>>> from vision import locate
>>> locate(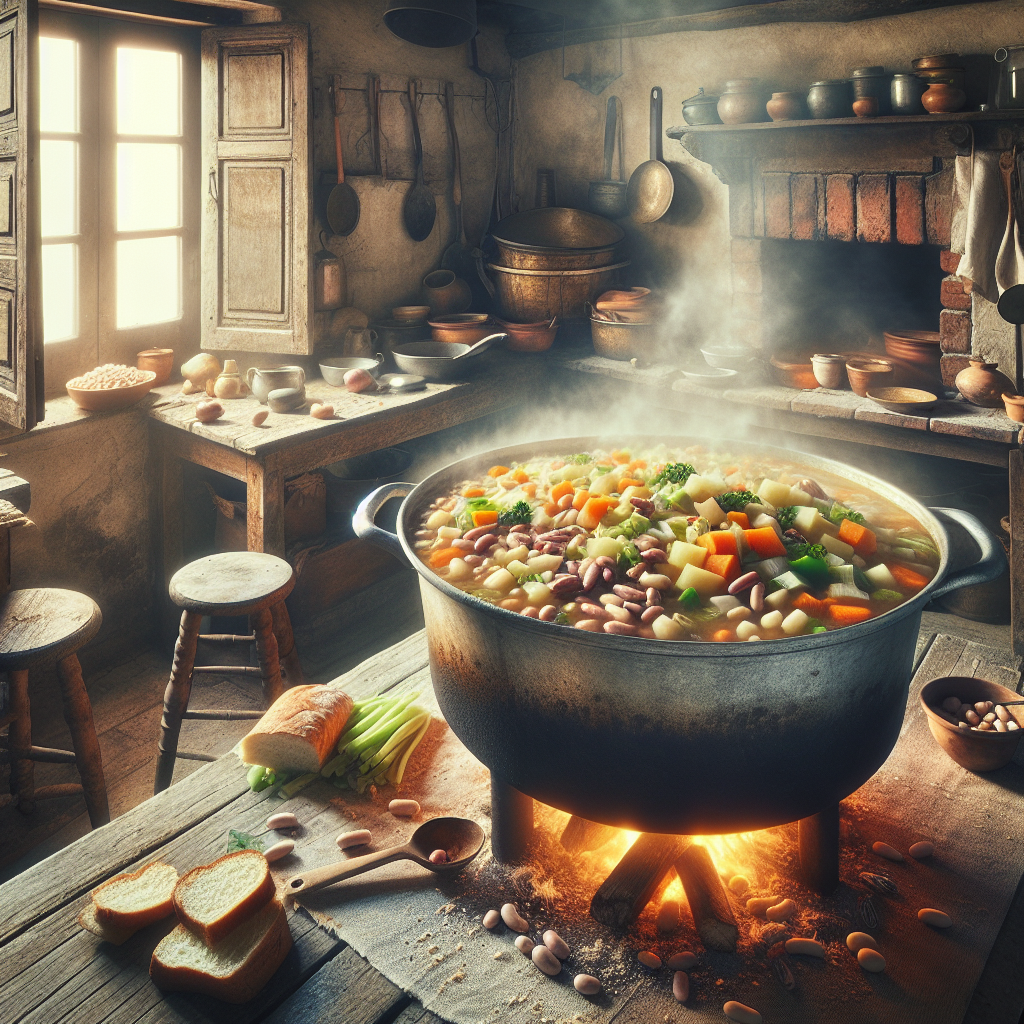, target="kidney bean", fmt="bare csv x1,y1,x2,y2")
501,903,529,932
264,839,295,862
575,619,602,632
626,563,647,580
428,849,449,864
728,571,760,595
552,509,578,527
483,909,501,929
974,700,994,715
613,584,646,602
537,530,572,542
909,840,934,858
532,945,561,976
514,935,534,955
581,563,601,591
624,601,644,615
634,535,660,550
872,841,903,862
672,971,689,1003
630,497,655,514
556,493,573,511
521,606,539,618
724,1002,763,1024
799,477,827,499
604,621,639,635
766,899,797,922
996,705,1012,722
574,974,602,995
749,583,765,613
463,554,483,567
600,593,624,606
267,812,299,830
846,932,878,953
918,908,952,928
641,548,668,564
414,529,432,539
605,604,635,623
473,533,497,553
667,951,698,970
786,937,825,957
337,829,371,850
389,798,420,816
602,567,615,582
595,555,617,569
641,605,663,623
451,539,475,551
539,604,558,621
551,575,582,598
463,524,496,542
637,951,661,969
579,601,609,618
646,587,662,606
543,929,570,959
